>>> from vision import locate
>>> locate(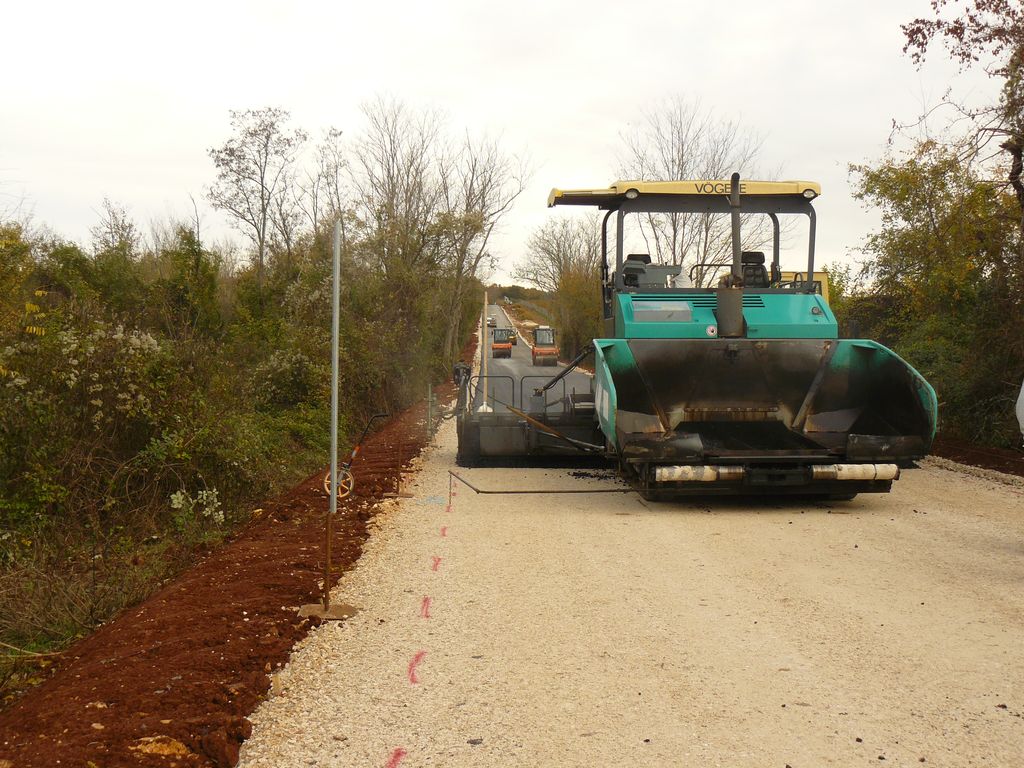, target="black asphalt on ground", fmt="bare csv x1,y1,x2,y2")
473,304,591,413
